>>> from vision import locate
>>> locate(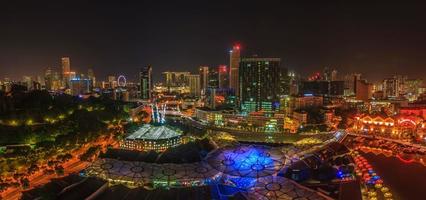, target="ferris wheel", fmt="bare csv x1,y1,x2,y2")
117,75,126,87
